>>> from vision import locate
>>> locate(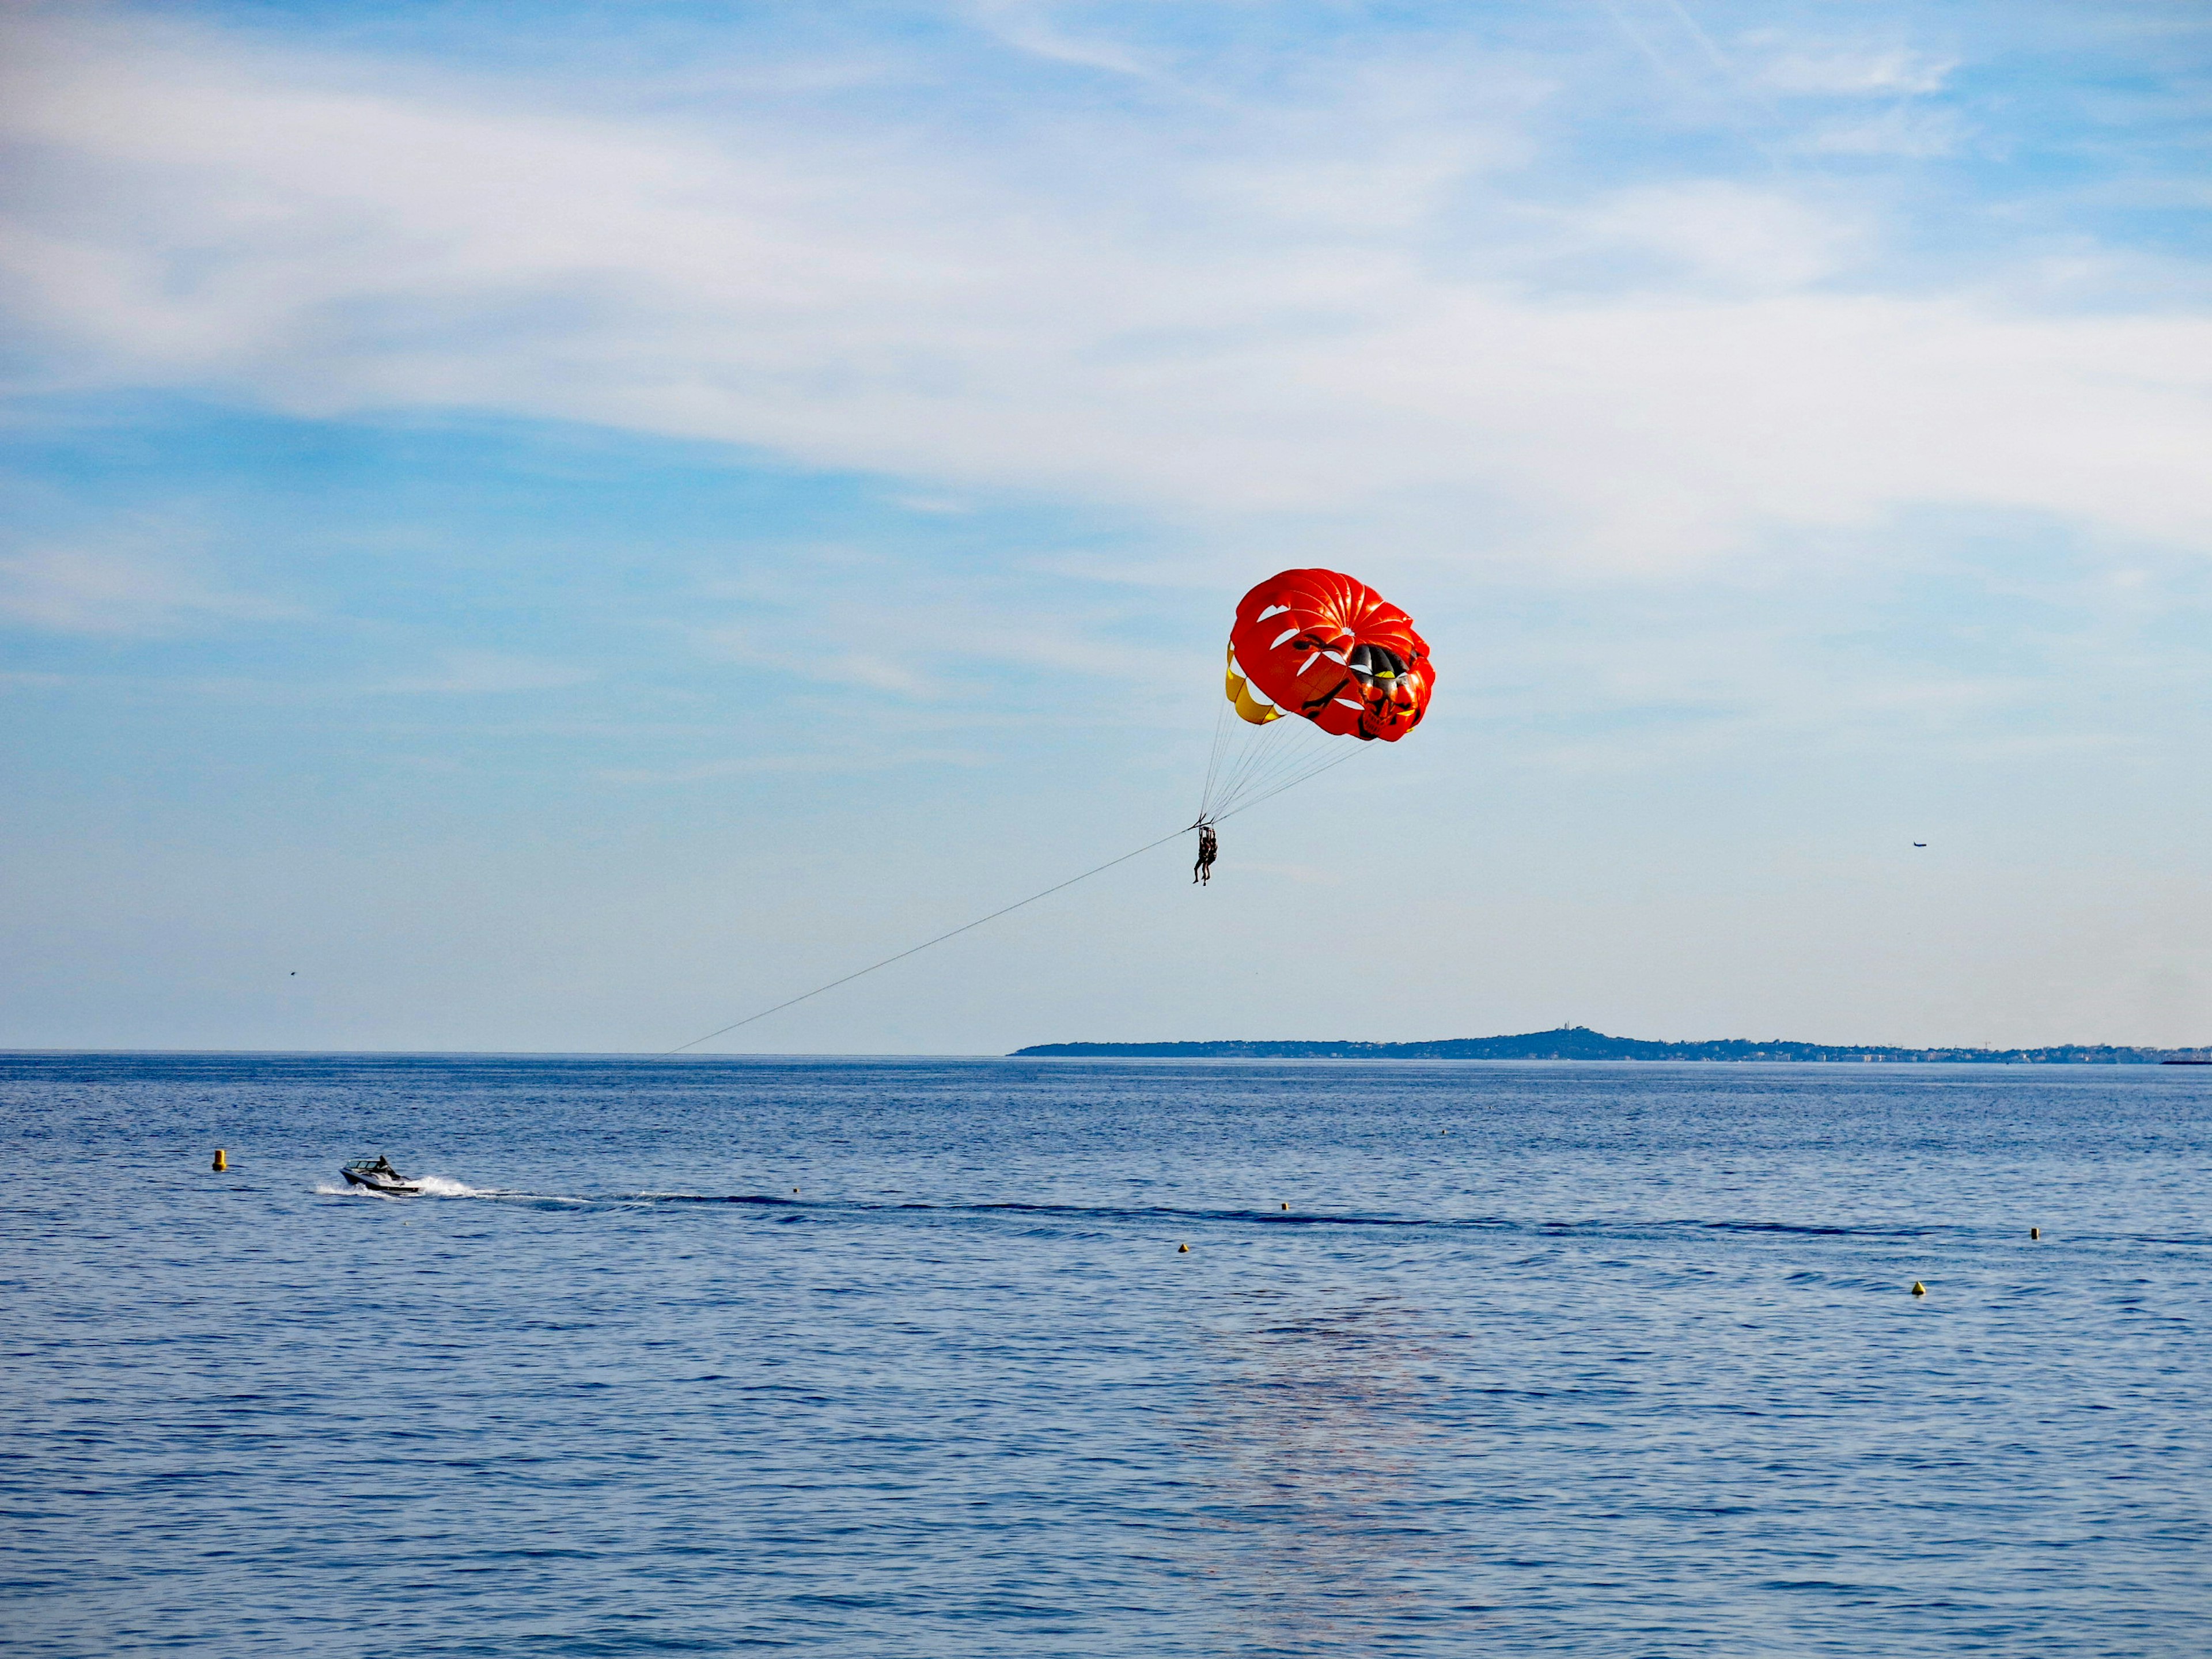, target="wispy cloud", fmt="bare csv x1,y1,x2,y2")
696,626,940,698
688,587,1188,707
1799,106,1967,158
0,543,293,636
965,0,1162,79
1571,181,1864,289
371,650,594,695
597,748,991,785
1755,44,1957,99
